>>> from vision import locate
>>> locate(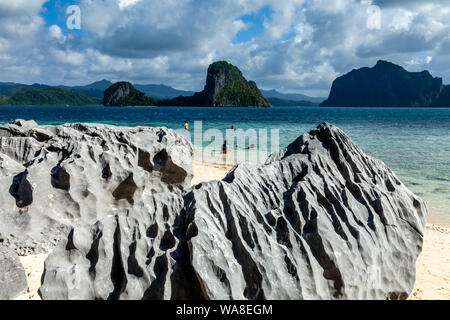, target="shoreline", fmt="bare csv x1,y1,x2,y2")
426,210,450,228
